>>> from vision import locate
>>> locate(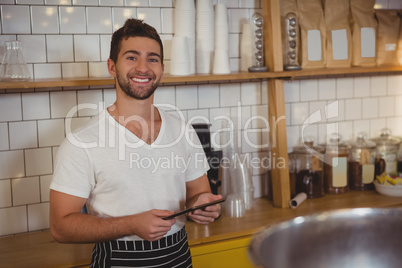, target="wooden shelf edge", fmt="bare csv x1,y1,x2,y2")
1,67,402,90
